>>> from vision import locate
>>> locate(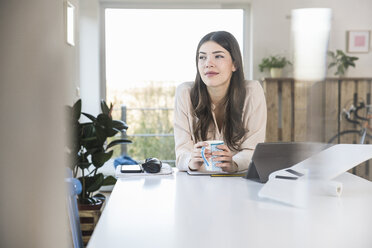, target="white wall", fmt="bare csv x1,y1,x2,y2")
0,0,75,247
80,0,372,111
252,0,372,79
68,0,81,103
80,0,102,116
